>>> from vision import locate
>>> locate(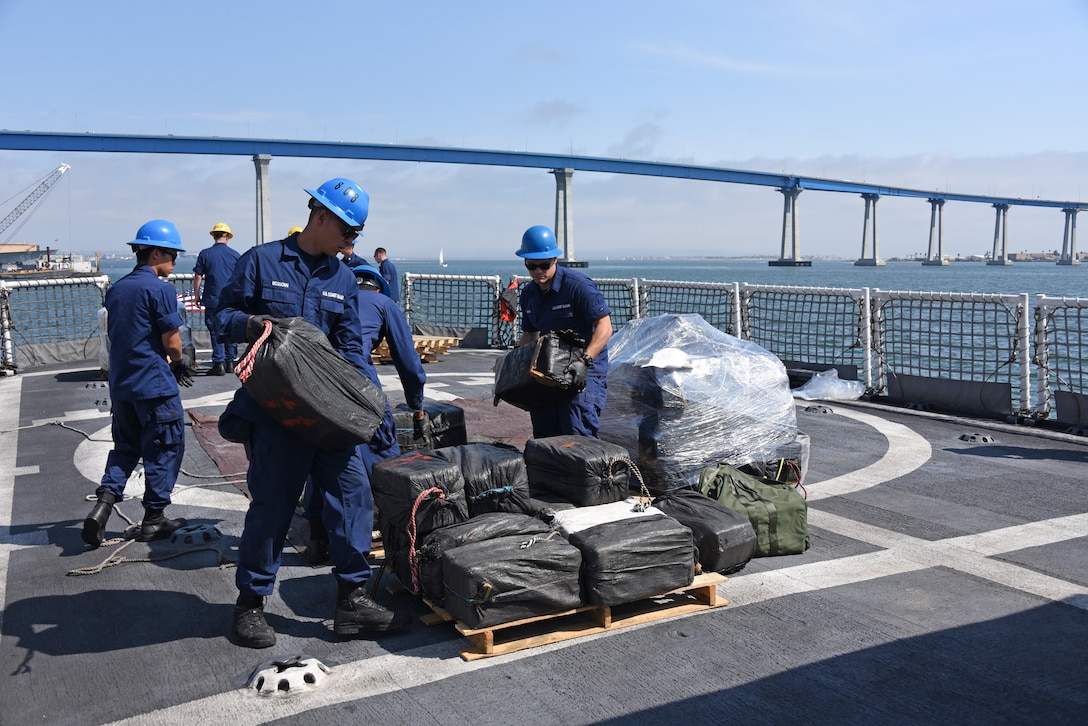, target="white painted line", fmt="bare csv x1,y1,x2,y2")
14,465,39,476
807,406,932,500
0,375,24,634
